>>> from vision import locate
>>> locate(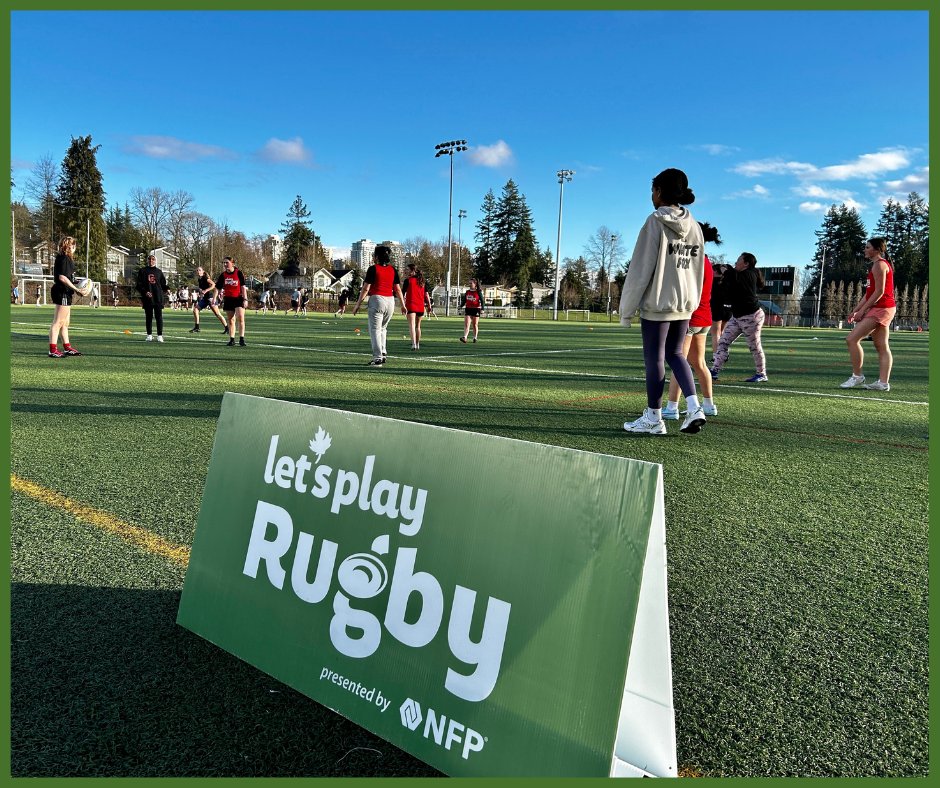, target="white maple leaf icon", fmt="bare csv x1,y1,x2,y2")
309,427,332,463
